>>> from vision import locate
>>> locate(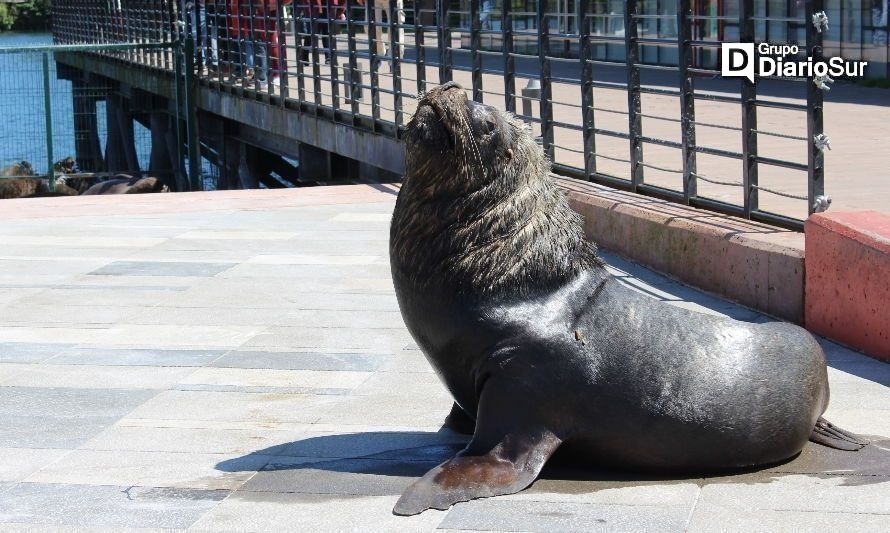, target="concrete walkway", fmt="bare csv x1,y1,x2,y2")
0,185,887,531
